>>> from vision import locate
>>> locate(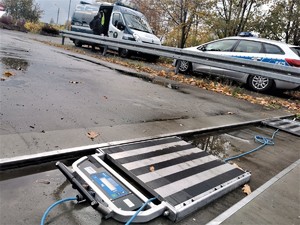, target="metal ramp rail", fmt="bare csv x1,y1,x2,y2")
65,136,250,223
263,118,300,136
